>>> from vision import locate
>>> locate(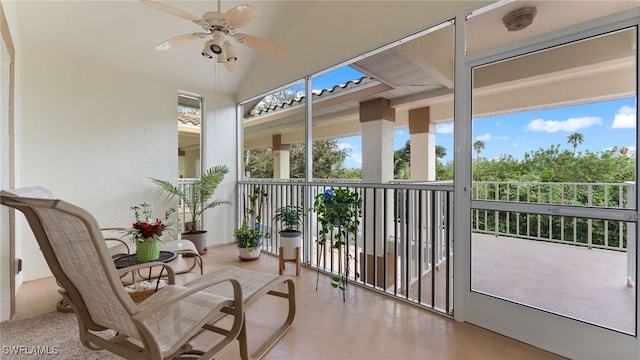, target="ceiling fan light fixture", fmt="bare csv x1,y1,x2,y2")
202,40,215,58
142,1,286,69
217,45,228,63
224,41,238,62
210,30,225,54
